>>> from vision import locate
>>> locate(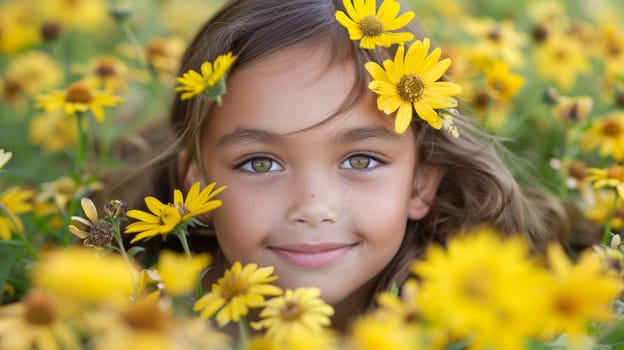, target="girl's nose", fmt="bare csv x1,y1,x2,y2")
285,178,339,228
